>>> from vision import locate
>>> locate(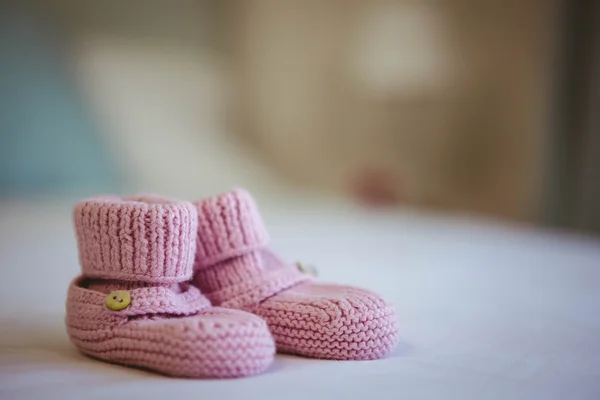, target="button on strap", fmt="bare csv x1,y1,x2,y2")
113,284,211,316
105,291,131,311
69,279,211,317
